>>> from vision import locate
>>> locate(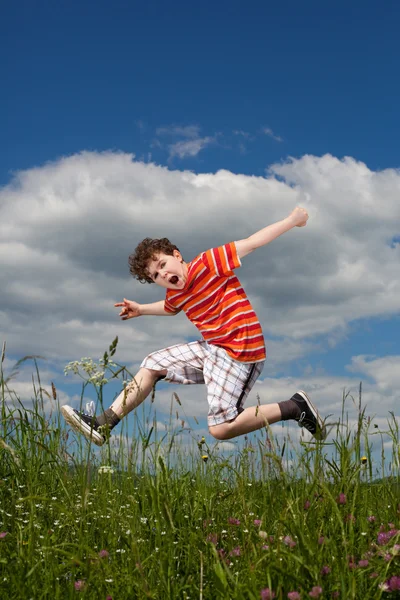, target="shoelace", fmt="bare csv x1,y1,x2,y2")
85,401,95,417
298,411,316,432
